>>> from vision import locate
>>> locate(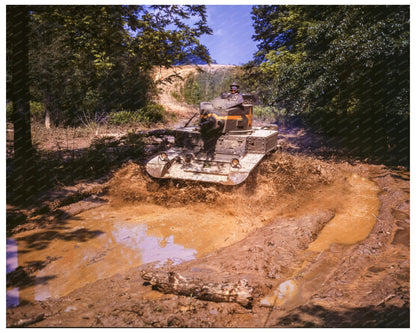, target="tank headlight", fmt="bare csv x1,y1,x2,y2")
231,158,241,168
159,152,169,162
